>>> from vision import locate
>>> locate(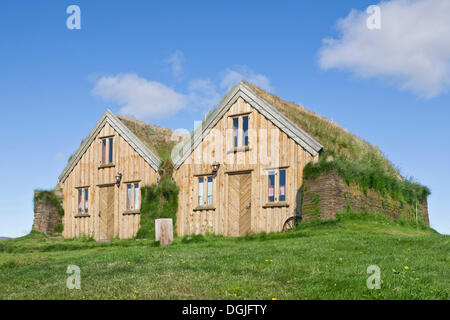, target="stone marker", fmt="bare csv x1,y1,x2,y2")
155,218,173,246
